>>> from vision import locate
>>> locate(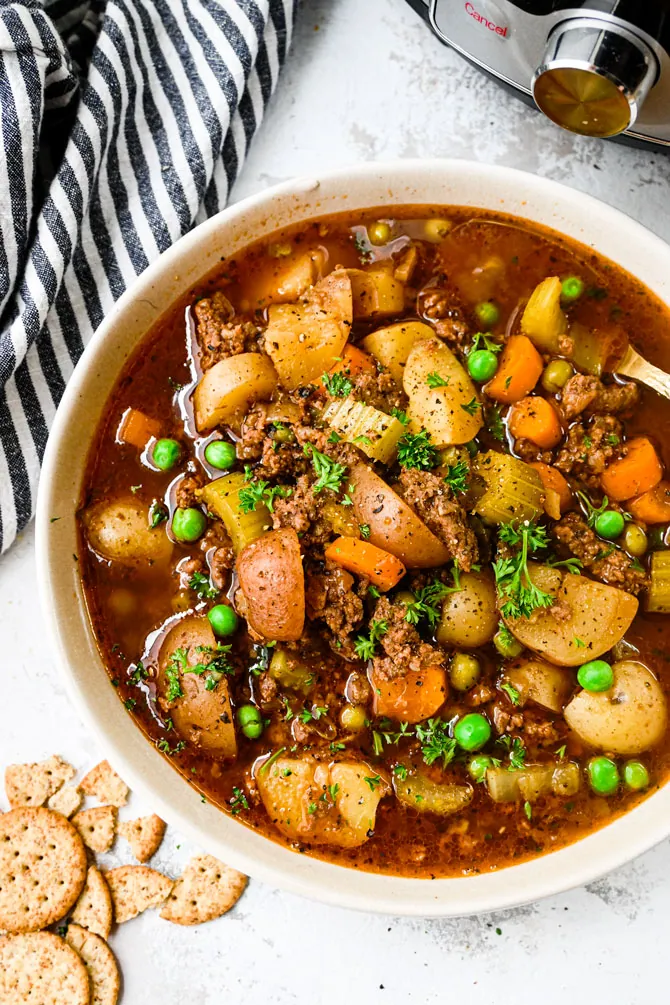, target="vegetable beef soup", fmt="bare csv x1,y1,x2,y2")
78,208,670,878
